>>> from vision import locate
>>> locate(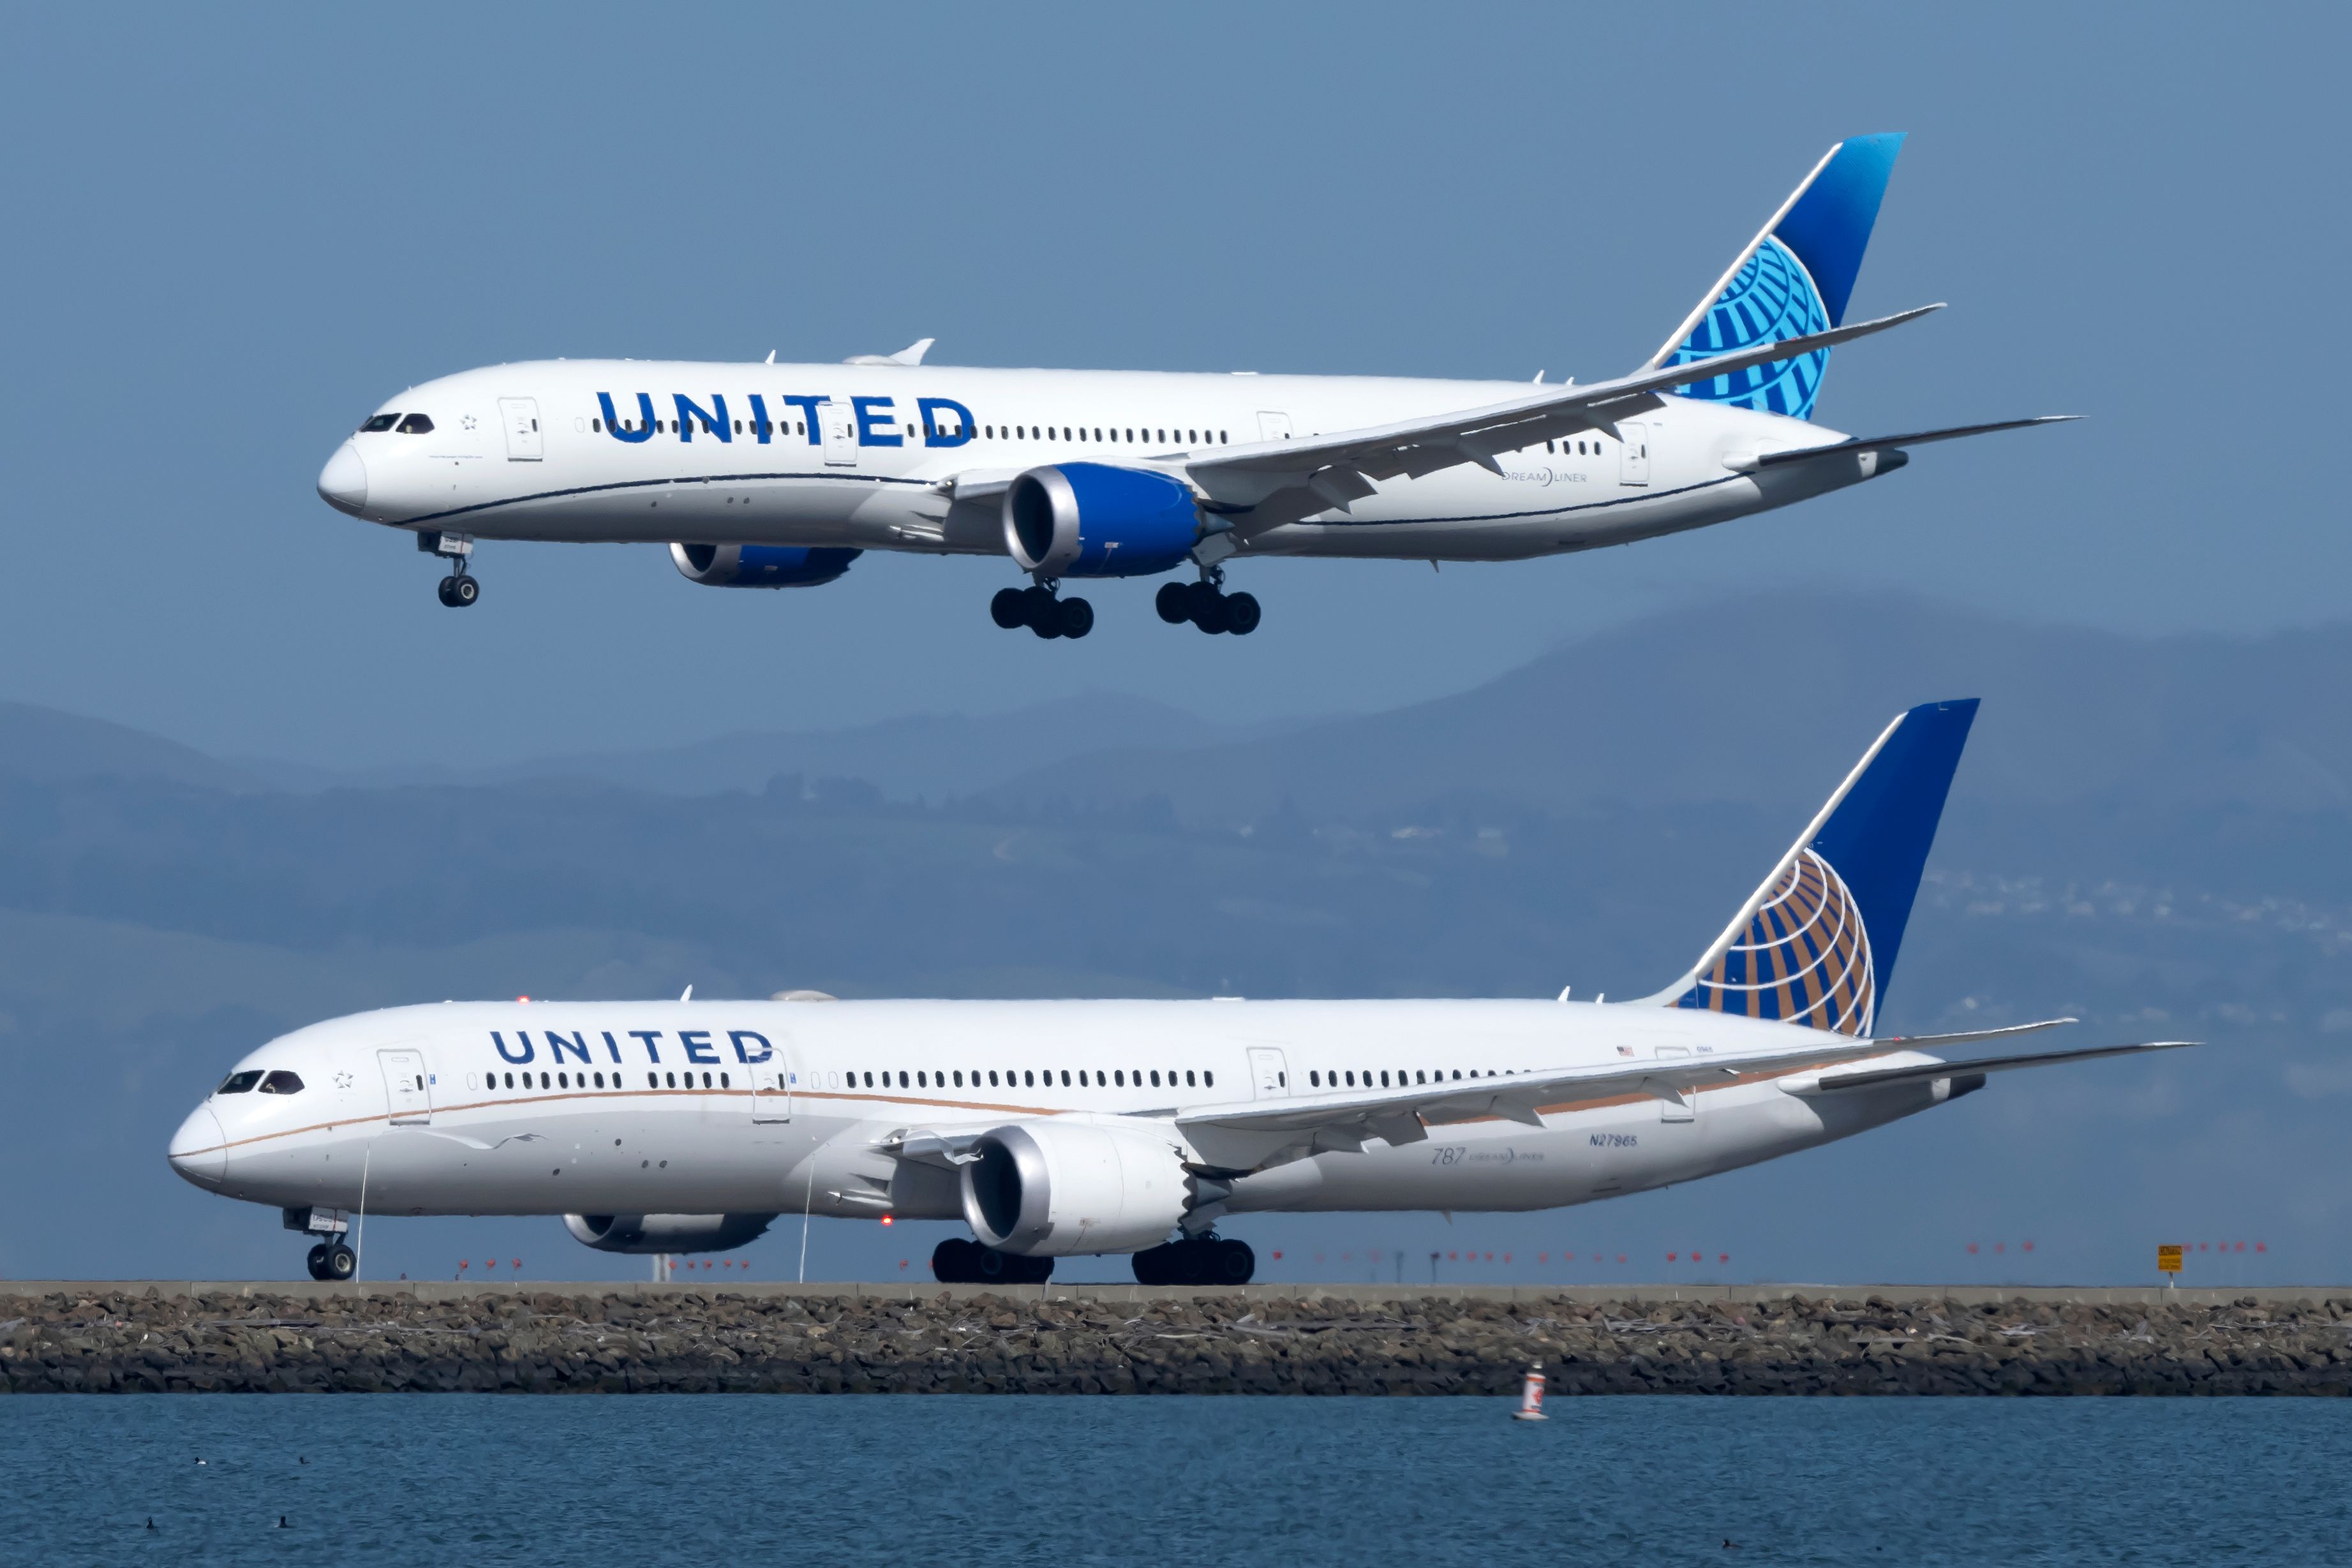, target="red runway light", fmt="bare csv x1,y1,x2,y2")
1667,1252,1678,1262
2023,1241,2035,1253
1616,1254,1626,1264
2258,1242,2268,1253
1967,1243,1979,1255
1271,1250,1283,1261
511,1259,520,1269
1718,1254,1729,1264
